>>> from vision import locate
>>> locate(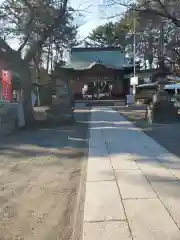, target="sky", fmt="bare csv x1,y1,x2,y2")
0,0,125,49
70,0,124,38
